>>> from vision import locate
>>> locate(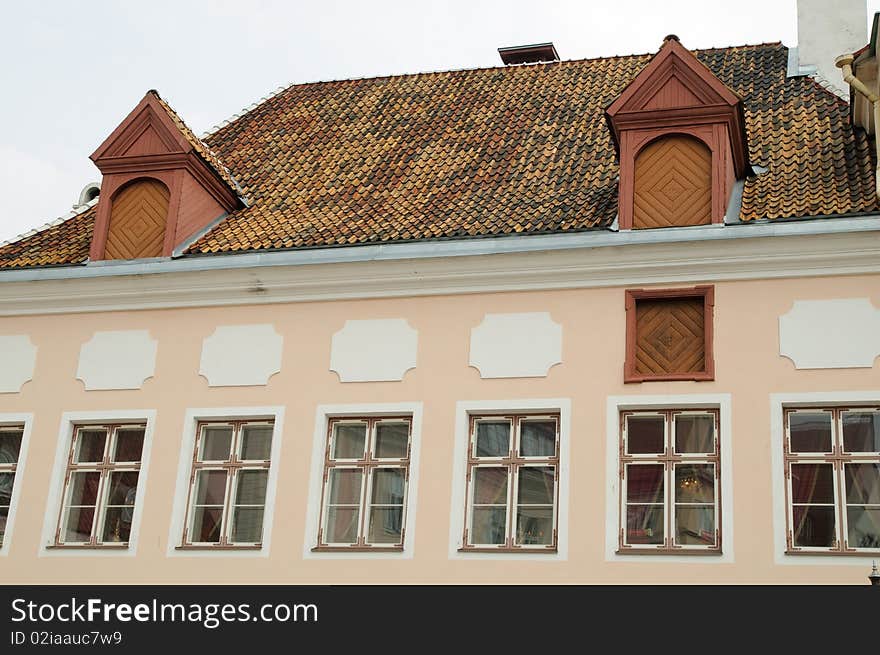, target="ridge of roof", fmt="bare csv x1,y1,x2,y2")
203,41,786,140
